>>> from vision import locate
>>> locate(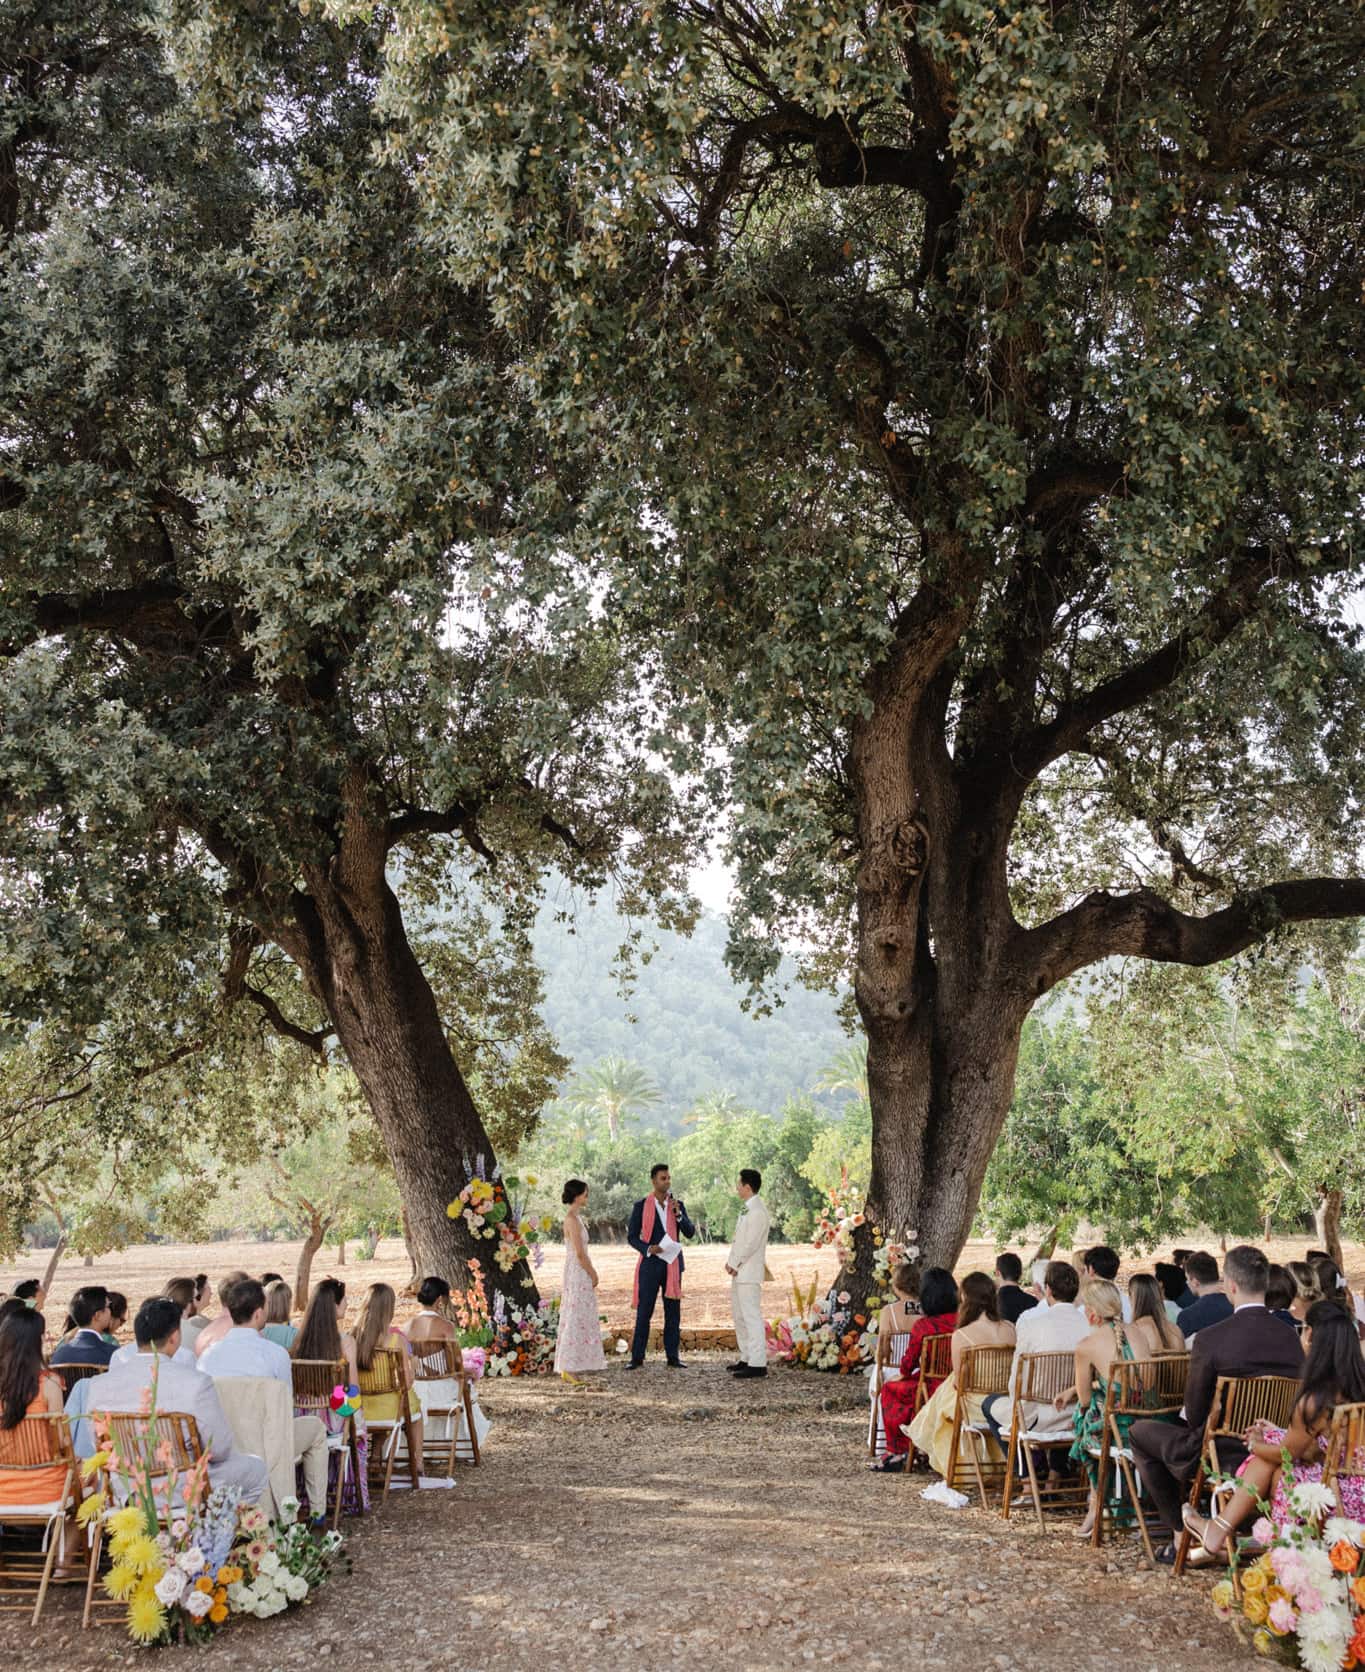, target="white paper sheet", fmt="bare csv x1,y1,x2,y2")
656,1234,683,1265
